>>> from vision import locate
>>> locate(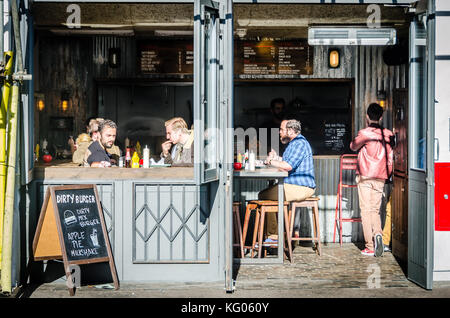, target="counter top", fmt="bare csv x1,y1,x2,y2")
233,167,288,178
33,160,194,180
